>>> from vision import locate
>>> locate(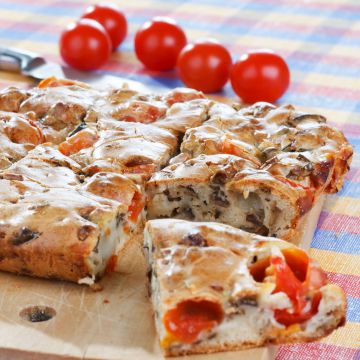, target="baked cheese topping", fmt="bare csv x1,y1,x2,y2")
181,102,352,196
